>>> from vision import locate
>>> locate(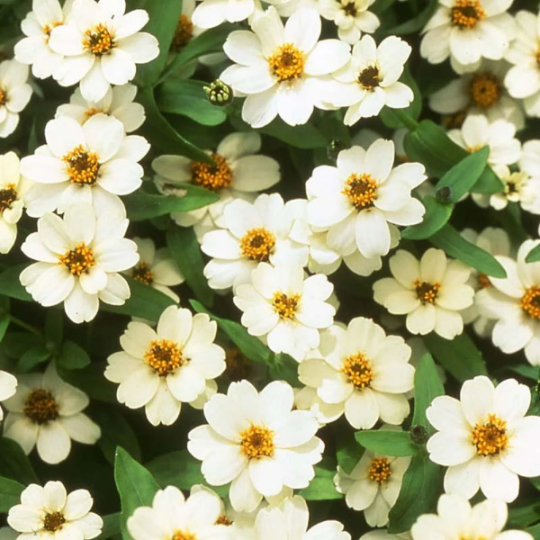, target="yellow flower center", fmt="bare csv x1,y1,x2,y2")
216,515,234,526
341,0,358,16
83,108,105,121
469,72,502,110
477,273,491,289
191,153,233,192
240,228,276,262
358,65,380,90
368,457,392,483
521,286,540,320
503,172,526,198
172,14,194,51
268,43,306,83
0,184,17,214
59,243,96,276
144,339,184,377
239,424,275,459
343,173,378,209
43,512,66,532
272,292,300,320
43,20,62,43
63,145,100,185
342,353,373,389
132,262,154,285
414,280,440,304
83,23,116,56
472,413,508,456
451,0,486,29
172,532,196,540
0,88,6,106
24,389,59,425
